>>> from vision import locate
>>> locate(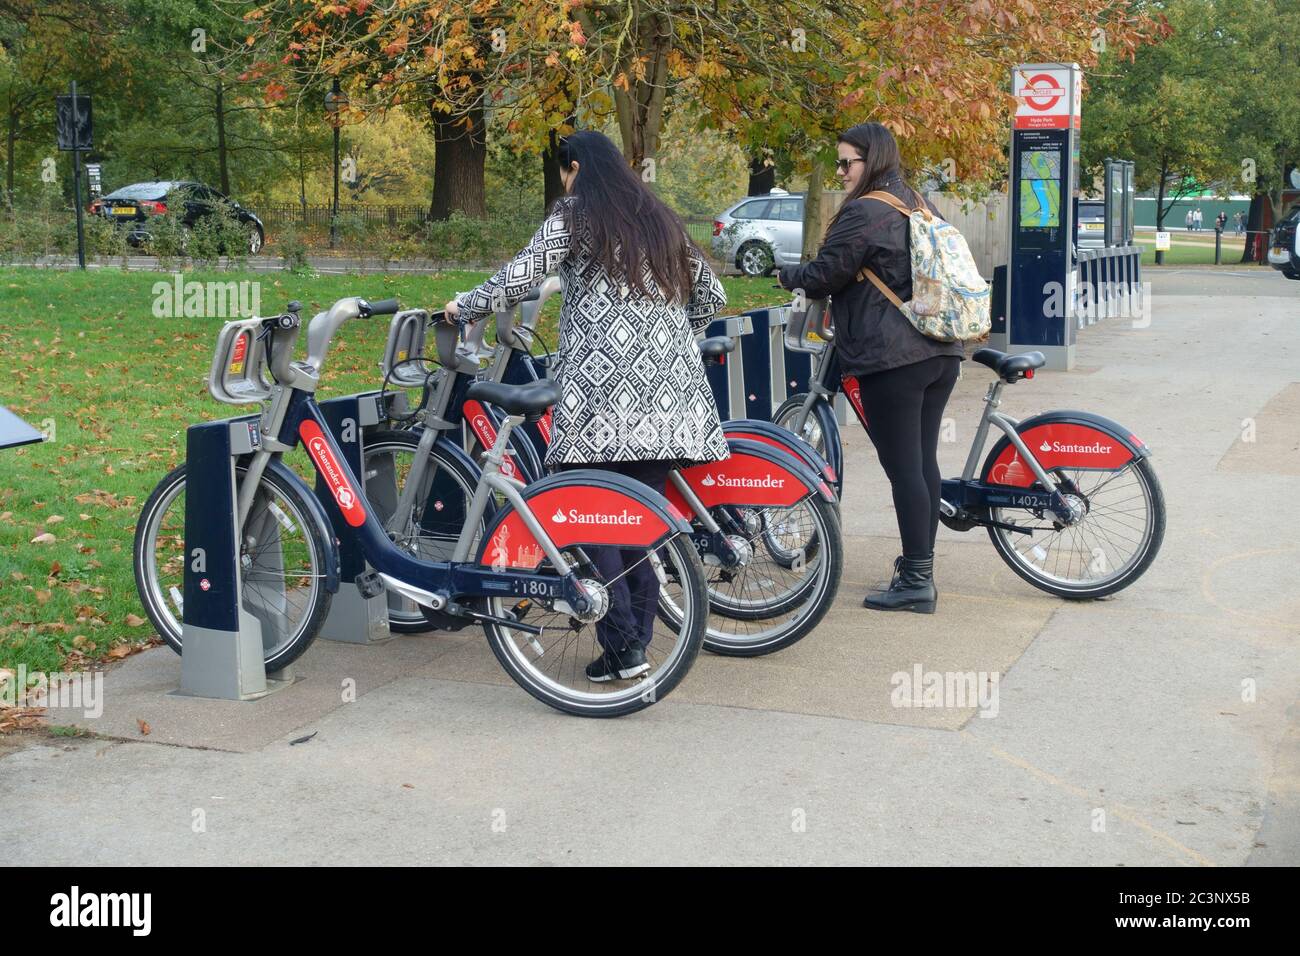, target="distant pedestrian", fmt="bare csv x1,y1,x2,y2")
1236,212,1245,235
1216,211,1227,231
1185,209,1193,231
1194,208,1203,231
